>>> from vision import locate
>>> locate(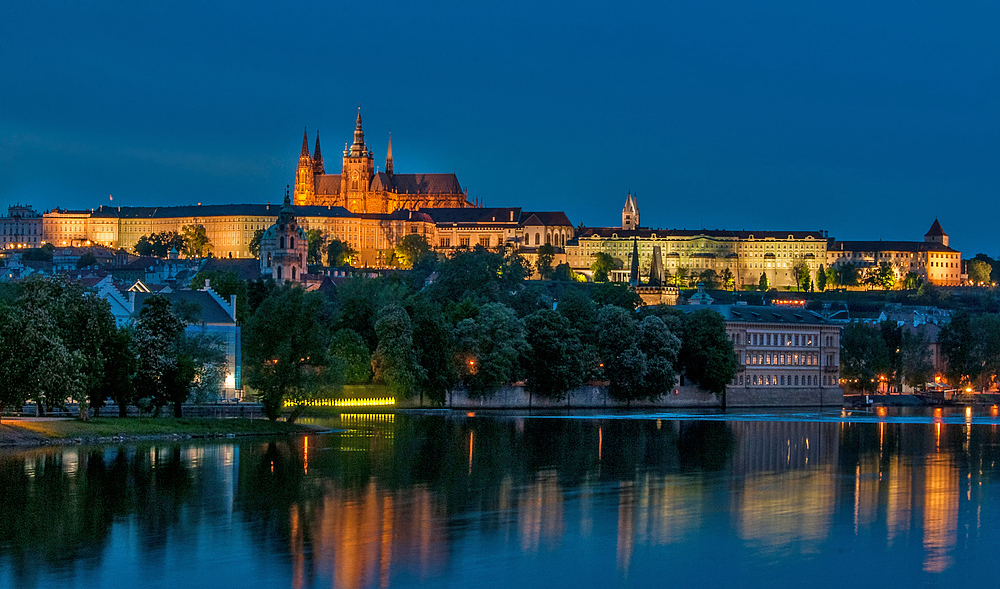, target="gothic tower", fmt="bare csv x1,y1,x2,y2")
385,132,394,176
341,107,375,212
313,131,325,175
622,192,640,230
293,127,315,206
